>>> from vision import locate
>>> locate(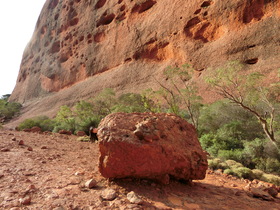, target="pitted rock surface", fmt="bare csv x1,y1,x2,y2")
97,112,208,181
8,0,280,128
